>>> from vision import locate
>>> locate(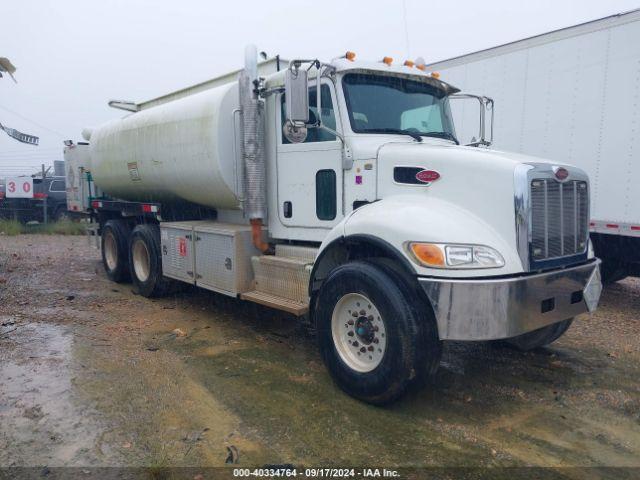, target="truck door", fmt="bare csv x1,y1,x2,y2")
276,82,343,229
